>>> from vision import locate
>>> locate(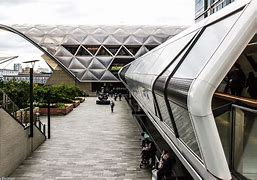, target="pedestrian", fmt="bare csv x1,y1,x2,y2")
118,93,122,101
156,151,175,180
114,93,118,101
229,63,245,96
110,100,115,112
